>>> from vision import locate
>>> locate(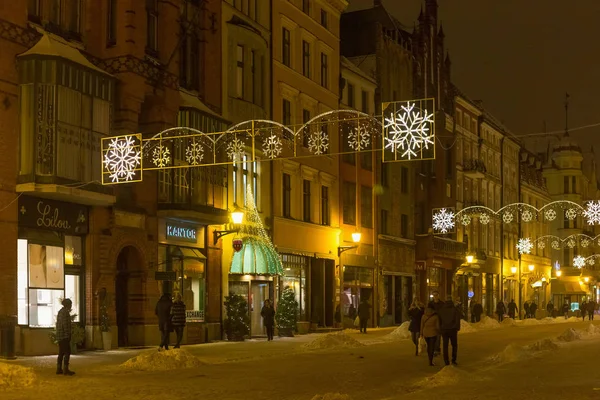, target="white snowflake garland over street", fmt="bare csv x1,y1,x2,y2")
348,124,370,151
308,131,329,155
384,101,434,160
262,135,283,159
551,240,560,250
567,238,576,248
432,208,455,234
589,258,596,267
583,201,600,225
521,210,533,222
565,208,578,220
581,238,590,248
479,213,491,225
103,136,141,182
185,142,204,165
516,238,533,255
544,209,557,221
573,255,586,269
502,212,513,224
537,240,546,250
152,145,171,168
460,214,471,226
226,138,245,162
